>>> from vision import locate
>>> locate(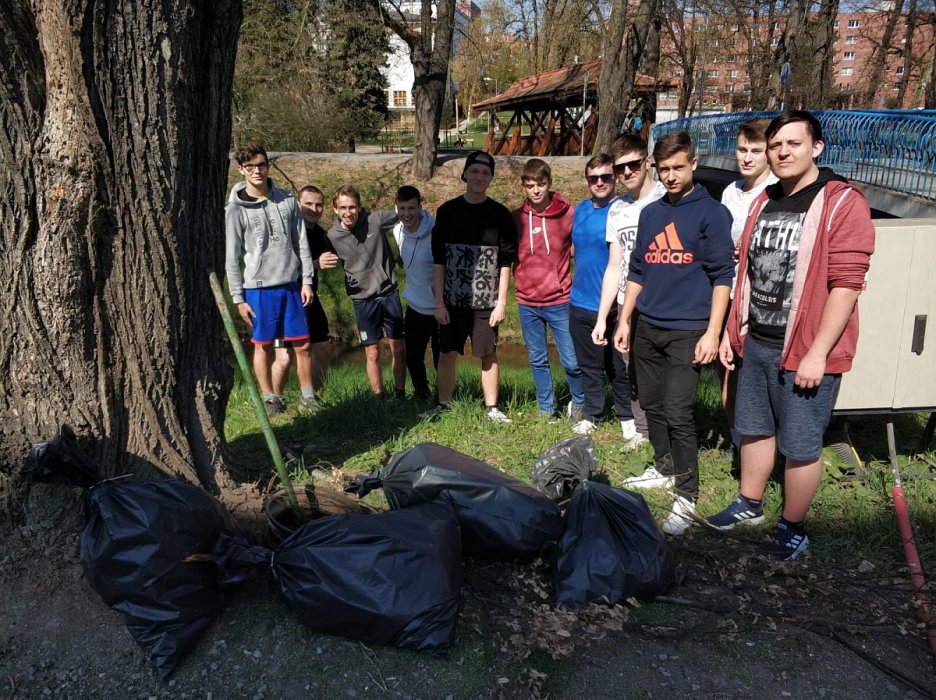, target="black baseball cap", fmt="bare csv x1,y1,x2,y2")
461,151,495,181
